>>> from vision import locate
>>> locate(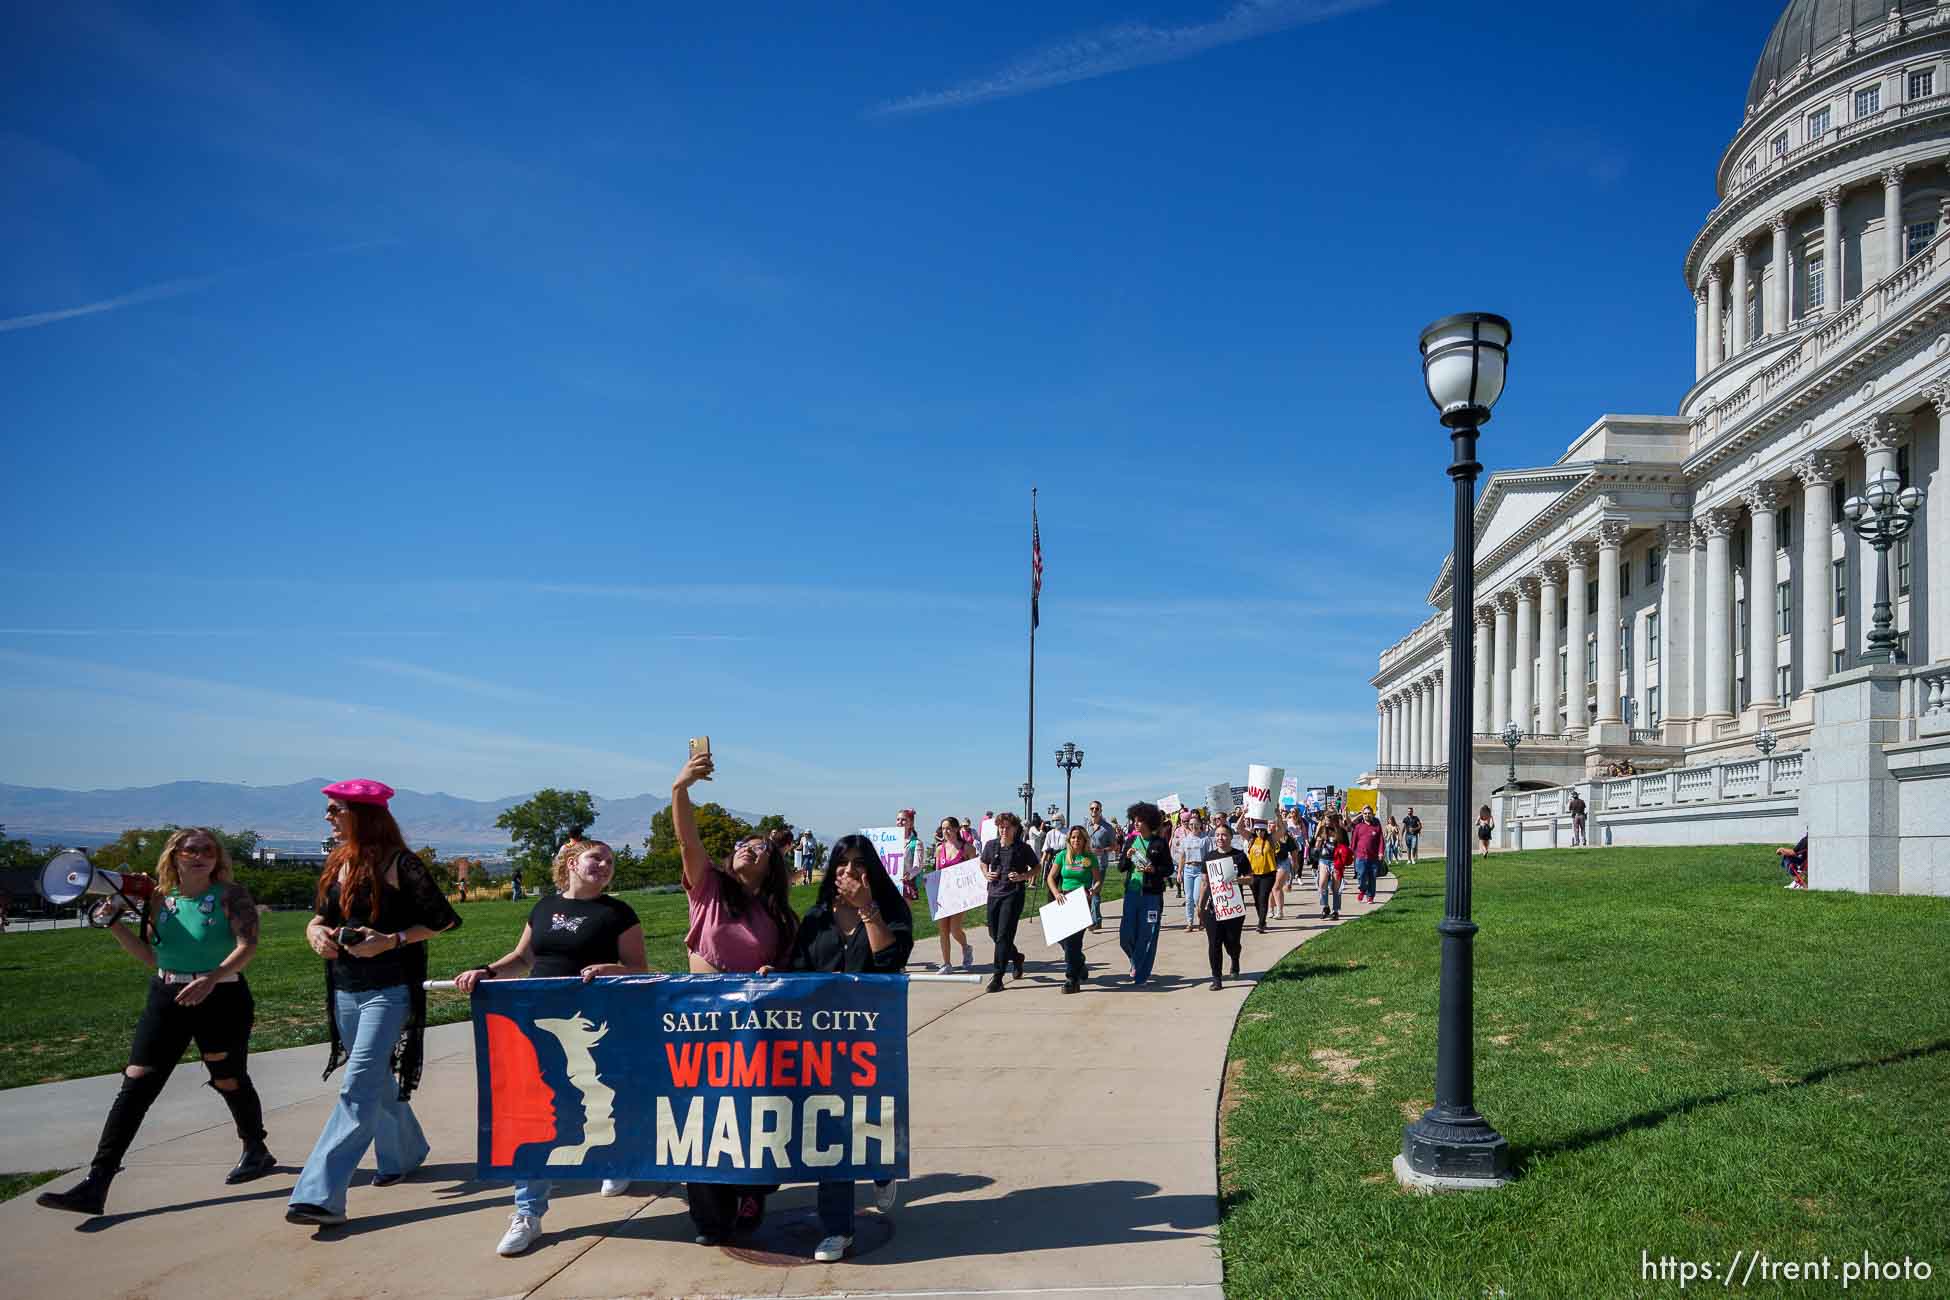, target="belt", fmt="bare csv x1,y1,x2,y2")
158,970,240,985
